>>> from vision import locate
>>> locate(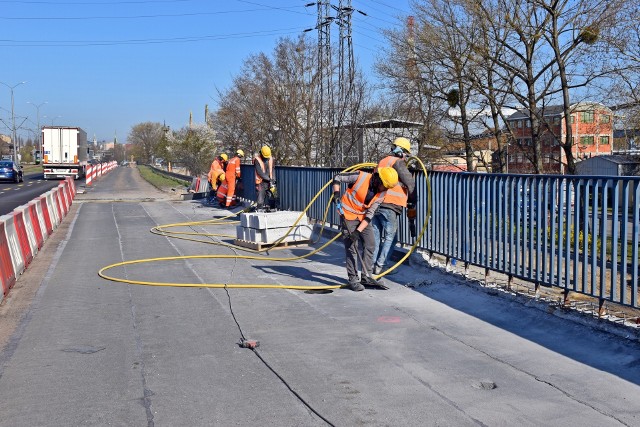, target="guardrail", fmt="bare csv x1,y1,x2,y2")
236,165,639,310
159,163,639,310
